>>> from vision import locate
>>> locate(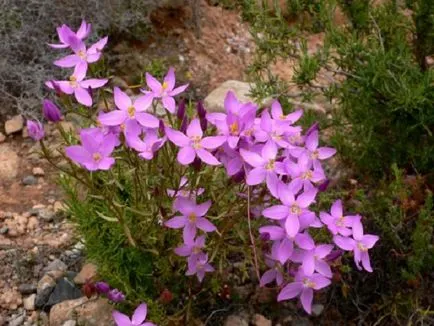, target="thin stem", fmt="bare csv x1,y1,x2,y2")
247,186,260,281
